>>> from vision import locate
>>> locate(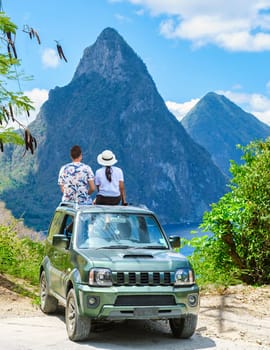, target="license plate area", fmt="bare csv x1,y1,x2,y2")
134,307,158,317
